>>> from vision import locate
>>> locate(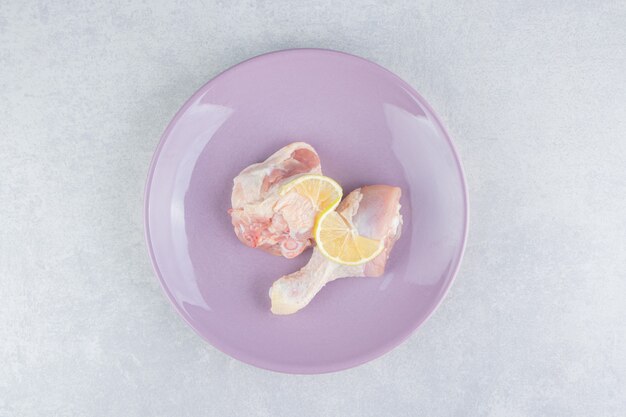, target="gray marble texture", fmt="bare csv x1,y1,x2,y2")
1,1,625,416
